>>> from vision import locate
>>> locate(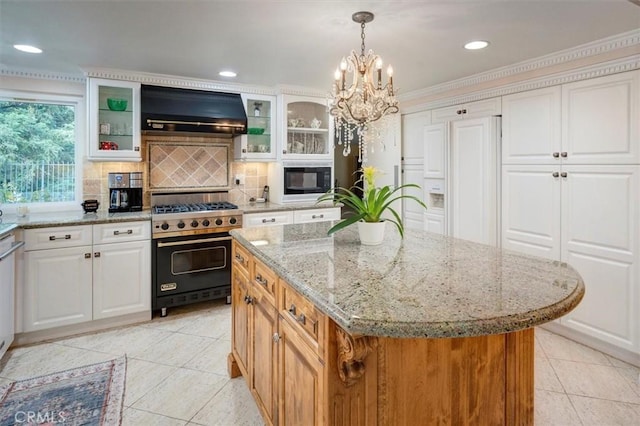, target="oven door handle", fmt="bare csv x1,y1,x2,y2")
156,236,233,248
